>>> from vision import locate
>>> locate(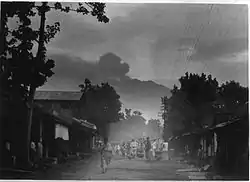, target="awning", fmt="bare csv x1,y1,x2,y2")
209,117,241,130
34,103,97,130
34,104,72,127
168,117,244,142
72,117,97,130
51,110,73,126
182,132,191,136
